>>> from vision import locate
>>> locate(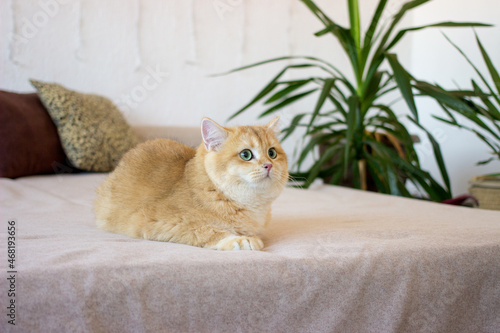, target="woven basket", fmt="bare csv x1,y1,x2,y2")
469,176,500,211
